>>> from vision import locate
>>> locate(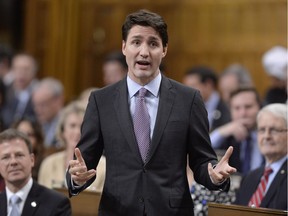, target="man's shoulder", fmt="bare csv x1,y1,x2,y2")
163,76,199,94
31,182,68,201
